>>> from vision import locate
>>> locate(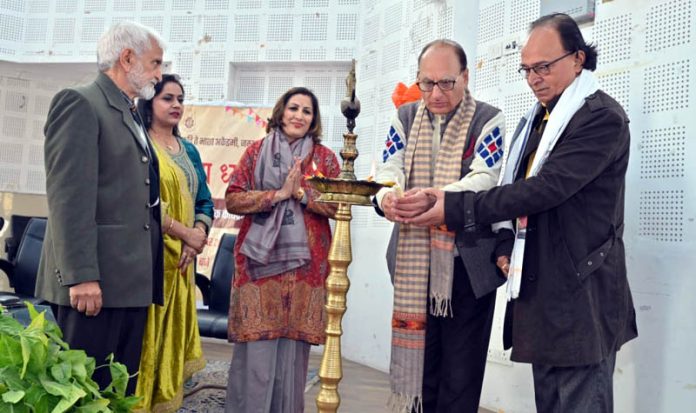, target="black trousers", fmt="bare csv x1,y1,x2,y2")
420,258,497,413
51,304,148,395
532,352,617,413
